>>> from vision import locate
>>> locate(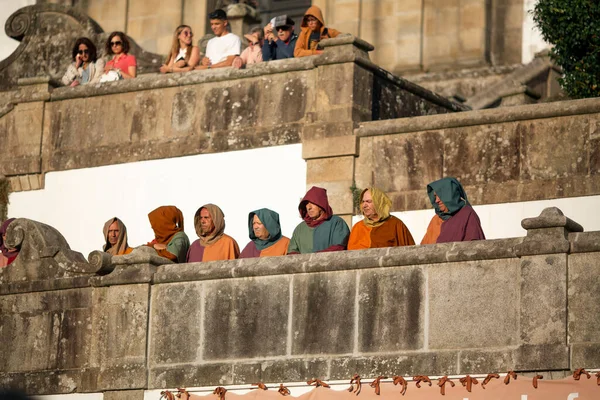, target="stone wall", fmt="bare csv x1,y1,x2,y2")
0,207,598,396
353,97,600,212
